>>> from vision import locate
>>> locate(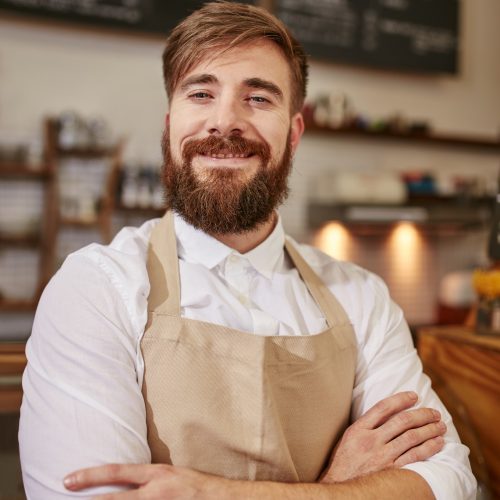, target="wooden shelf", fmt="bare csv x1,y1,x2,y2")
45,118,125,244
59,217,100,228
0,233,40,247
308,196,493,234
0,299,36,313
305,122,500,151
0,164,51,179
56,145,118,158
